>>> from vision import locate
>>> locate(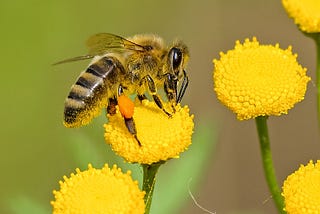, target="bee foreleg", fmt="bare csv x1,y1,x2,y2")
164,73,178,113
143,75,172,117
